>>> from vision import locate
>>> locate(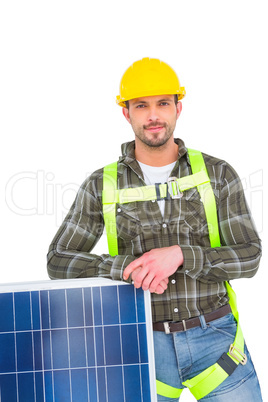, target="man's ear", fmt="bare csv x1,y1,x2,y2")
122,107,131,124
176,101,182,120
